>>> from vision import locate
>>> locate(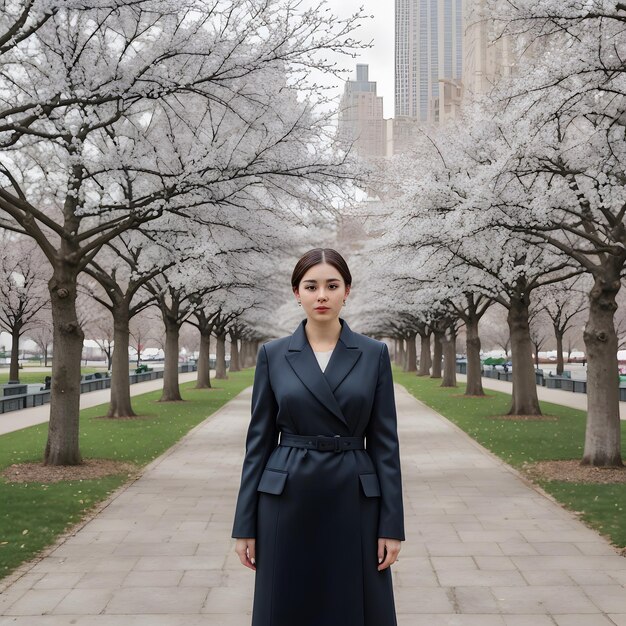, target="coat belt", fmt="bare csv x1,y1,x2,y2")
279,432,365,452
